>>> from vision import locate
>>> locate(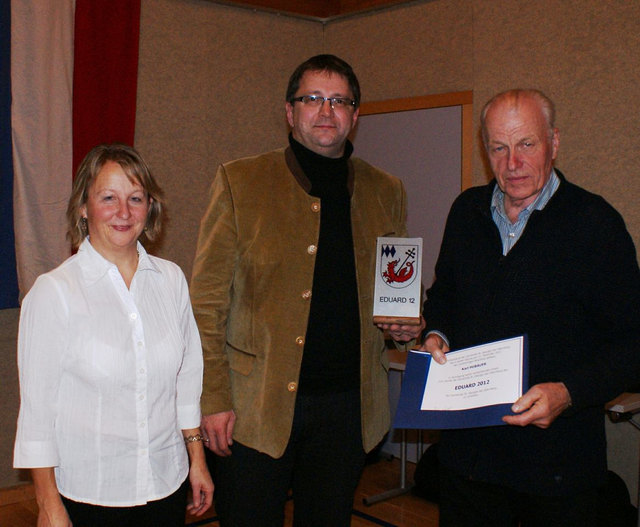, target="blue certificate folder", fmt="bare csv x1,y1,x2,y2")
393,335,529,430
